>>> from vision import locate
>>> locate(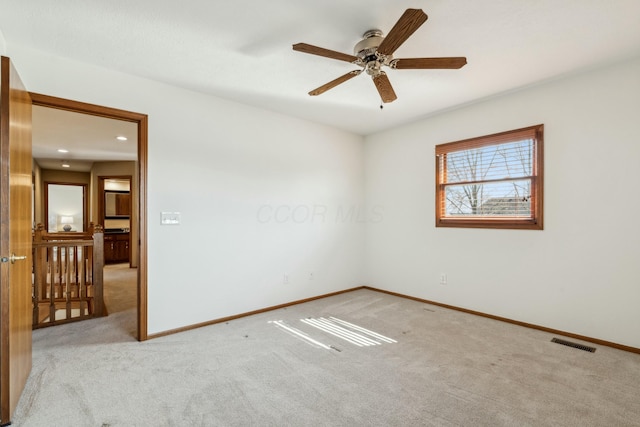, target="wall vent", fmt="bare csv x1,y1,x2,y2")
551,337,596,353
